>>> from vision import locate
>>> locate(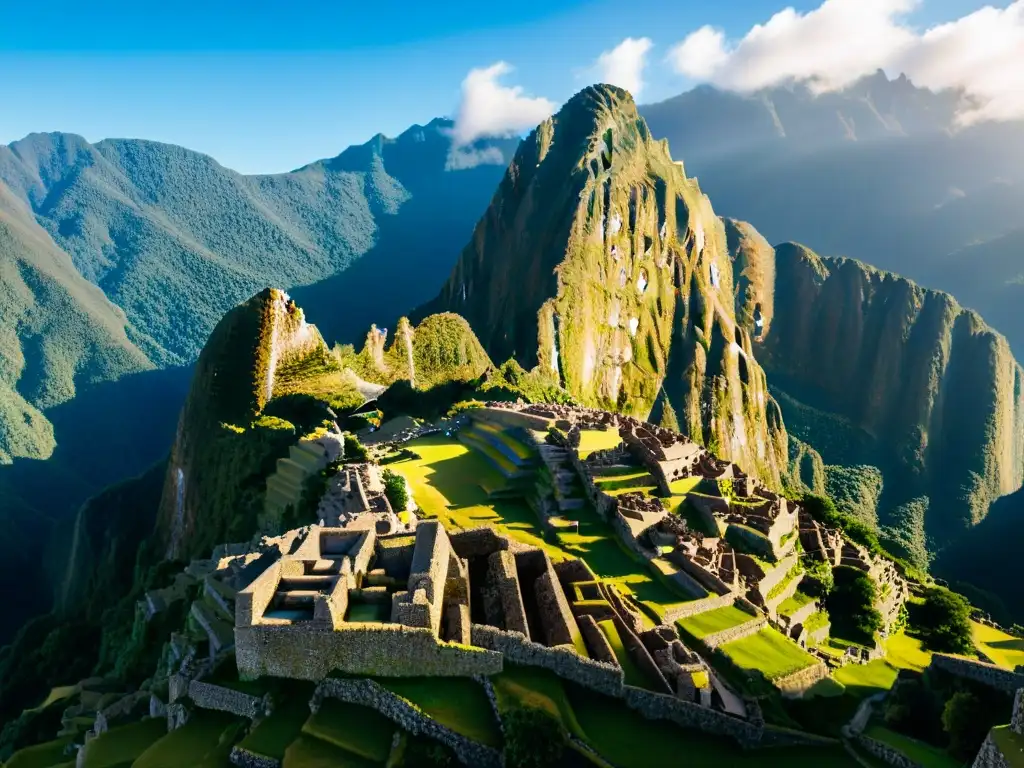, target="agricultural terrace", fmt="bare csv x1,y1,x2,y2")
390,435,693,613
863,725,964,768
678,603,756,640
719,628,818,680
577,428,622,459
972,622,1024,670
